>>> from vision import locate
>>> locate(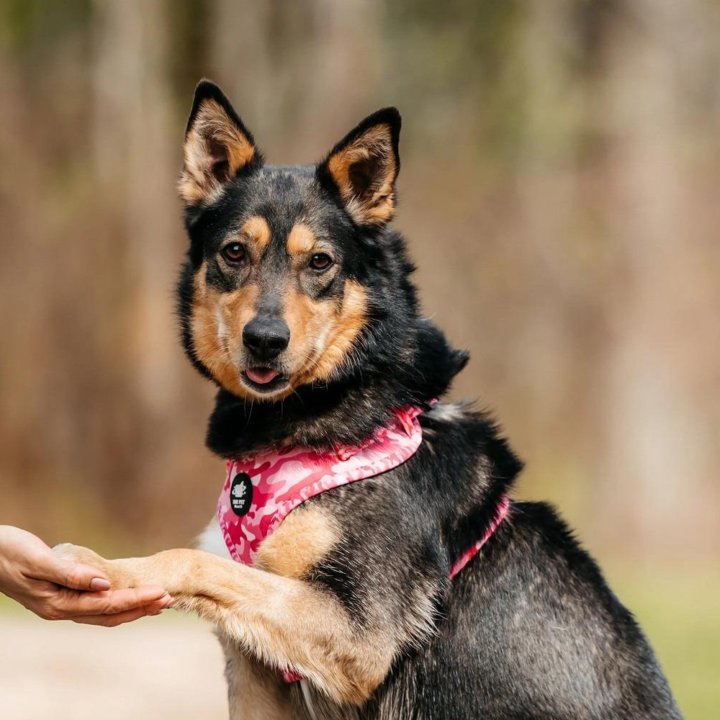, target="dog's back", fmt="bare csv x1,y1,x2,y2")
388,503,678,719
